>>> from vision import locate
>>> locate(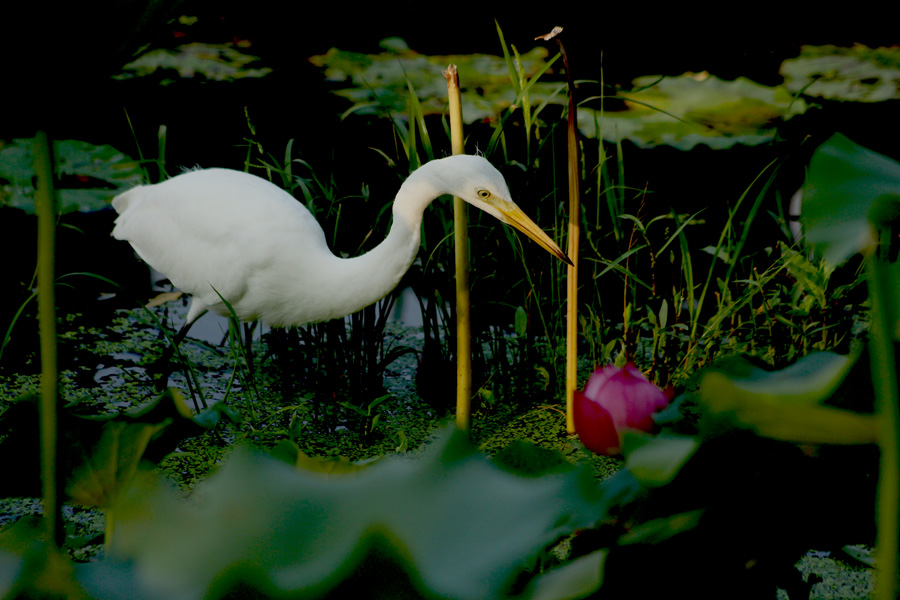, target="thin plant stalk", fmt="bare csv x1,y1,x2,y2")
866,253,900,600
33,130,65,547
546,28,581,434
444,64,472,430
